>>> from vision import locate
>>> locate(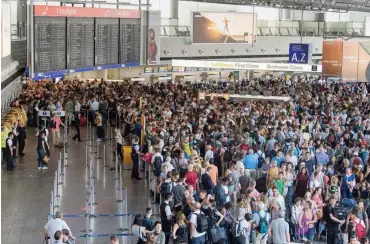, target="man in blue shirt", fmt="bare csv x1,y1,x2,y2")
243,149,258,180
315,145,329,165
271,151,285,167
303,152,315,176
